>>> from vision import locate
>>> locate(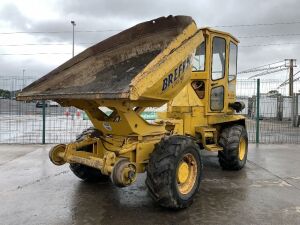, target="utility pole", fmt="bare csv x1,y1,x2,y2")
285,59,297,127
286,59,296,96
71,21,76,57
289,59,294,97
